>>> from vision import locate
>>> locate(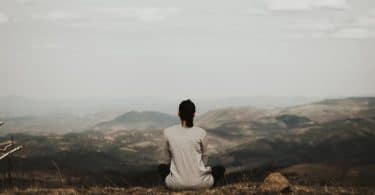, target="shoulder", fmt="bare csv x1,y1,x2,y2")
193,126,207,137
163,125,180,136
